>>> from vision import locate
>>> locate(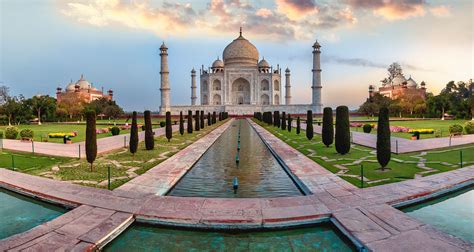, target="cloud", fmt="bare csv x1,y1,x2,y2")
324,55,432,72
61,0,357,41
346,0,426,20
429,5,451,17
